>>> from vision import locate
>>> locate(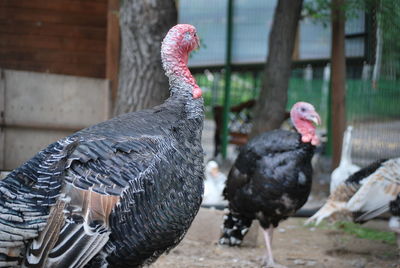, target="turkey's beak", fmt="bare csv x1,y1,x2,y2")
307,111,321,126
